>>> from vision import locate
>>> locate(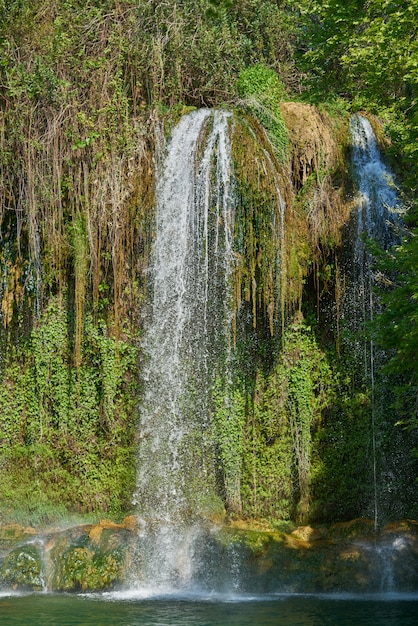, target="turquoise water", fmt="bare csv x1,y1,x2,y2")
1,592,418,625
